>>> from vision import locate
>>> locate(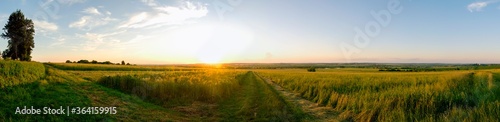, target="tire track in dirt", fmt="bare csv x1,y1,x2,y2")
254,72,340,121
